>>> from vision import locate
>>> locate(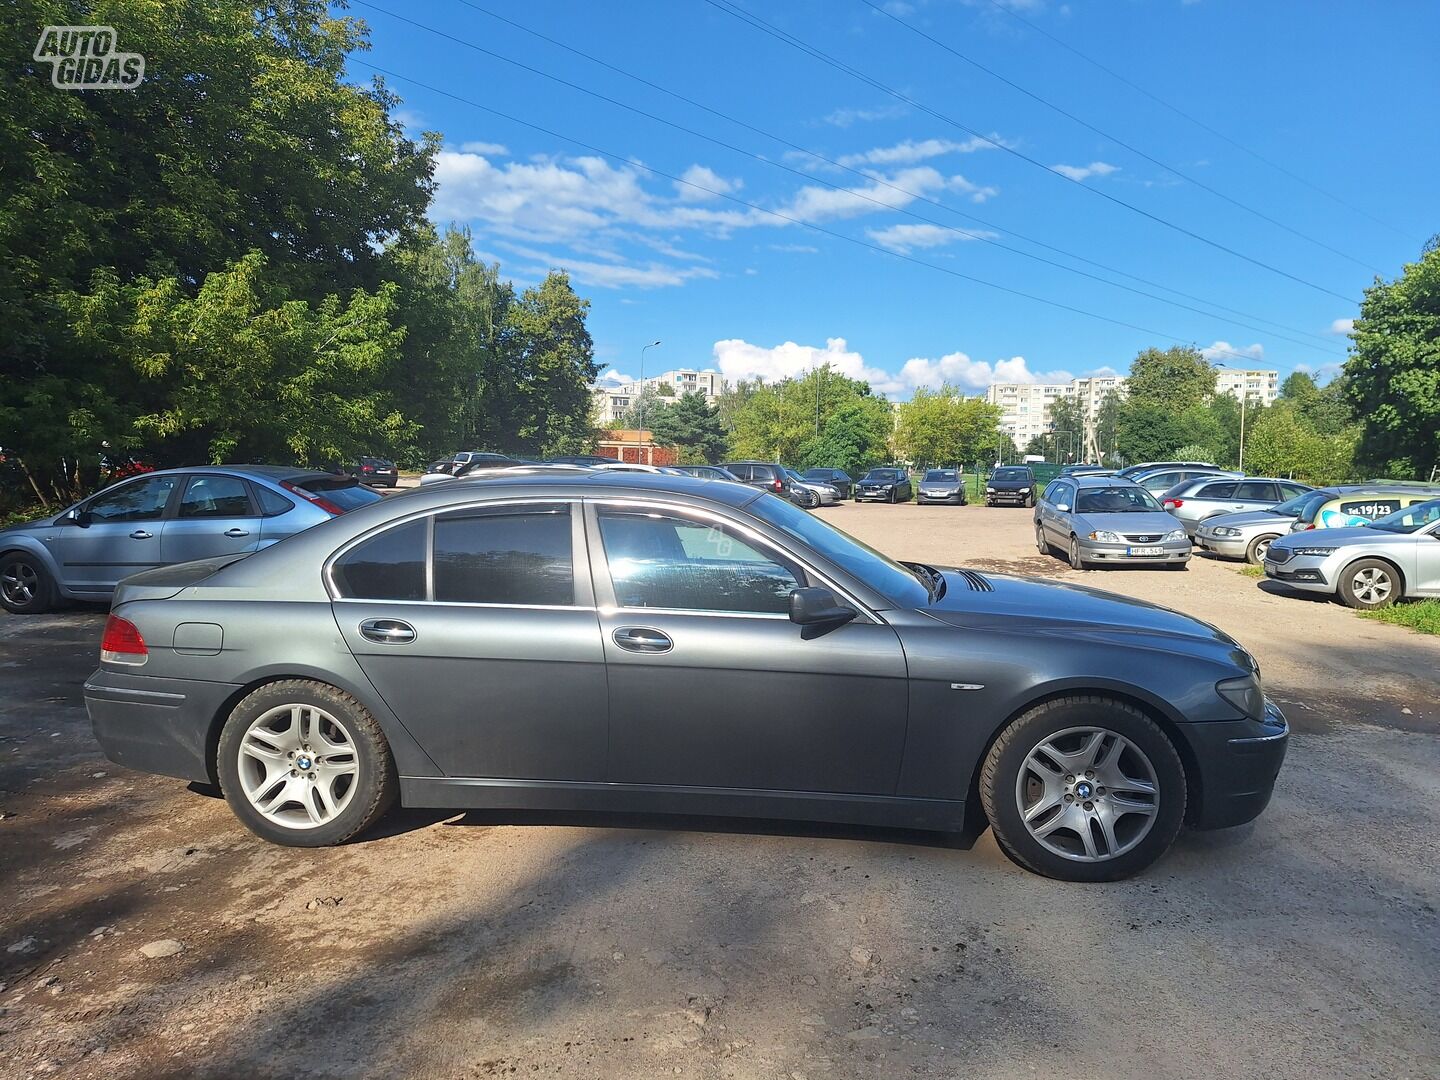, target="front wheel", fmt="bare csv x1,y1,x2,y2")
218,680,398,846
1035,524,1052,556
1068,537,1088,571
1338,558,1400,610
980,697,1187,881
1245,534,1279,565
0,553,55,614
